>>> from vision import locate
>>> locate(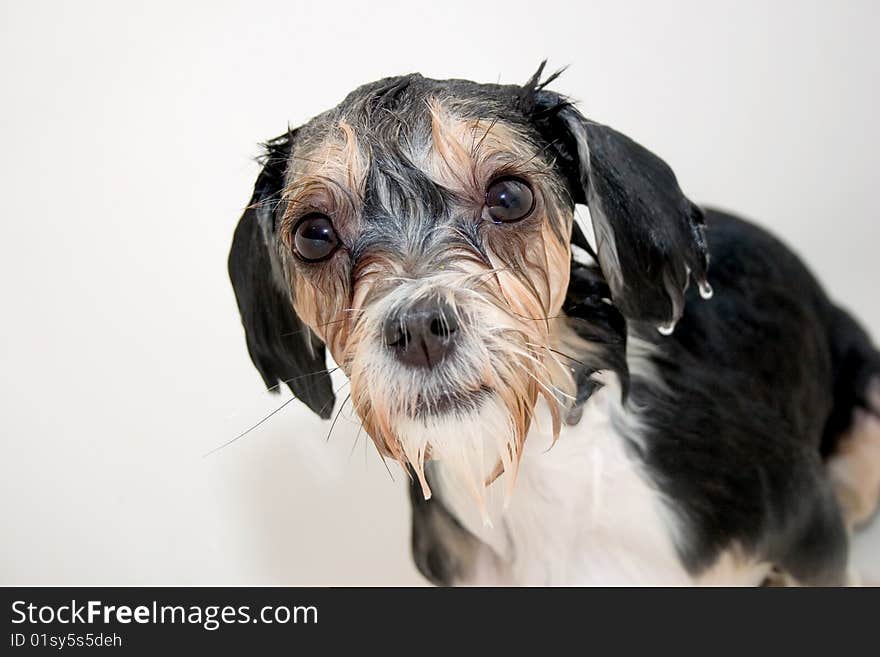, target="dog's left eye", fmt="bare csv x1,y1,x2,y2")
485,177,535,223
292,213,340,262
